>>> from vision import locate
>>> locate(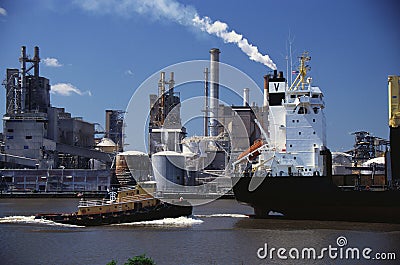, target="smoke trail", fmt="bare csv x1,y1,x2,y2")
192,15,277,70
77,0,277,70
